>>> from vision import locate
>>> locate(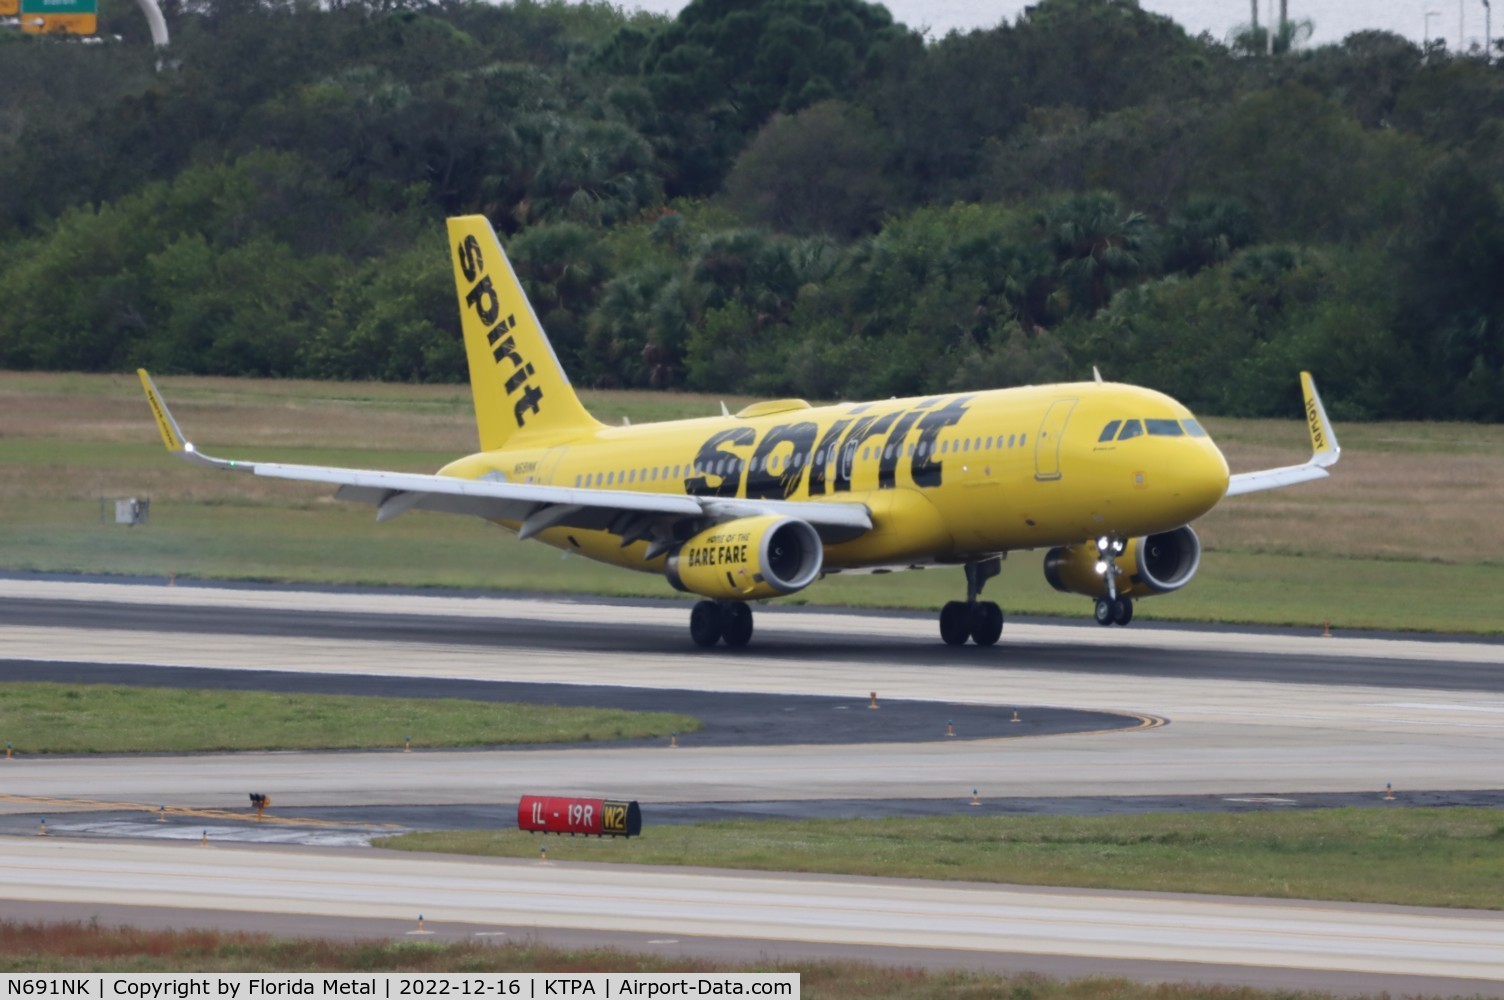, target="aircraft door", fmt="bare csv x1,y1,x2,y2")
1034,398,1078,481
535,446,568,485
